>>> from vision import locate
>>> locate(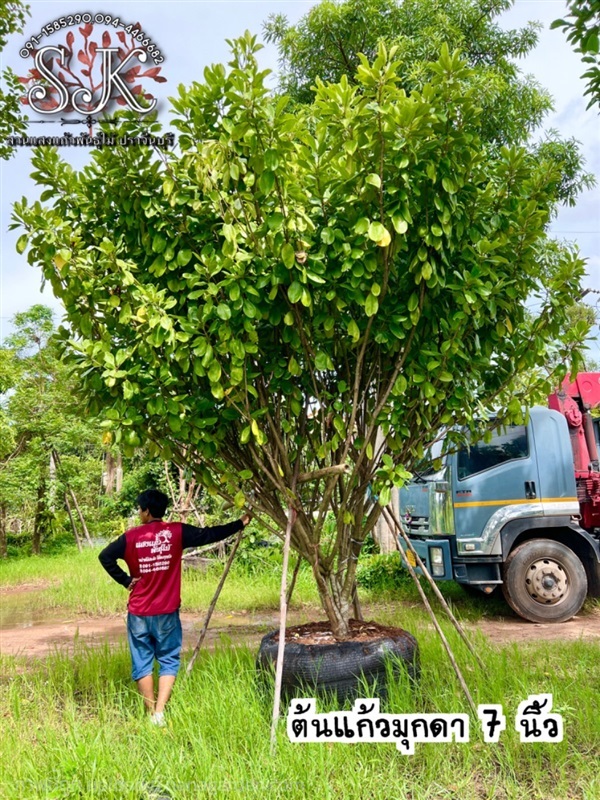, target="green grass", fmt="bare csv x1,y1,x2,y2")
0,547,321,619
1,547,597,628
1,628,598,799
